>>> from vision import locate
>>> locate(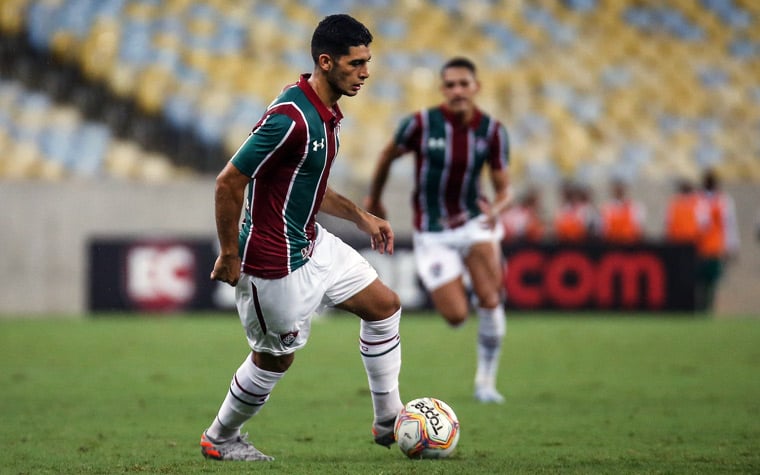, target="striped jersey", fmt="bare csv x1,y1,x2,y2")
231,74,342,278
393,105,510,232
